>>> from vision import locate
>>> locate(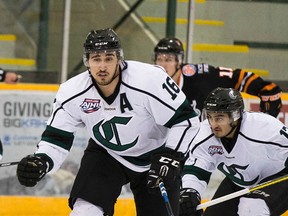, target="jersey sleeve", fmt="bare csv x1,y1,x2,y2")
229,68,281,97
35,83,85,173
181,122,216,196
215,67,282,117
182,149,214,196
